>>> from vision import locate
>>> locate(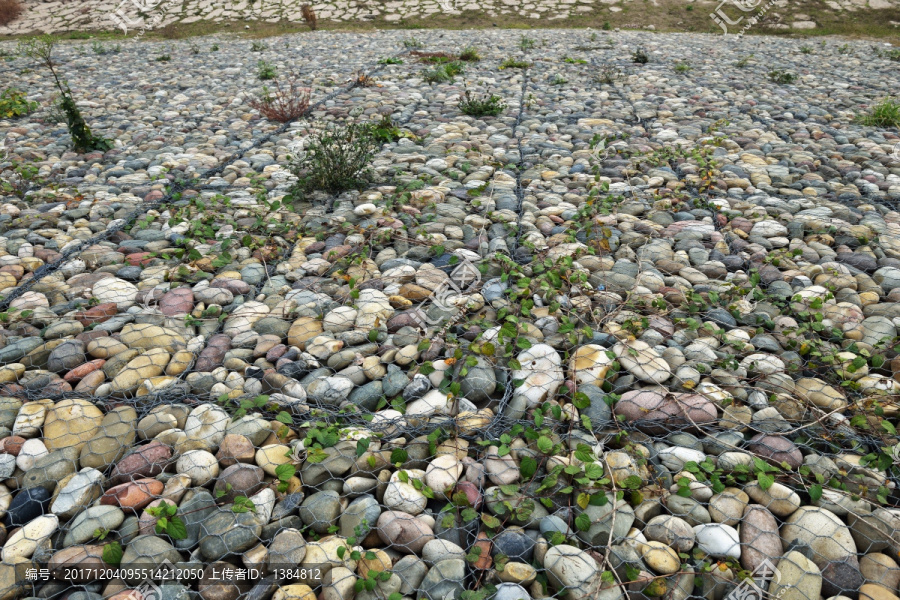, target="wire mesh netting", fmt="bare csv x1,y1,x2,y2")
0,25,899,600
